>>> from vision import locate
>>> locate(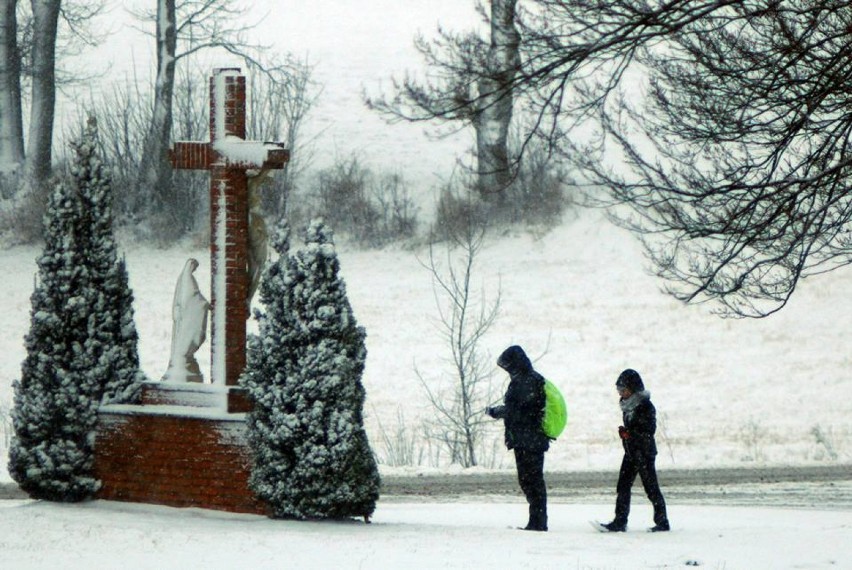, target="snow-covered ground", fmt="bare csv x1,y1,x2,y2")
1,210,851,478
2,497,850,569
2,206,850,570
1,2,845,568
